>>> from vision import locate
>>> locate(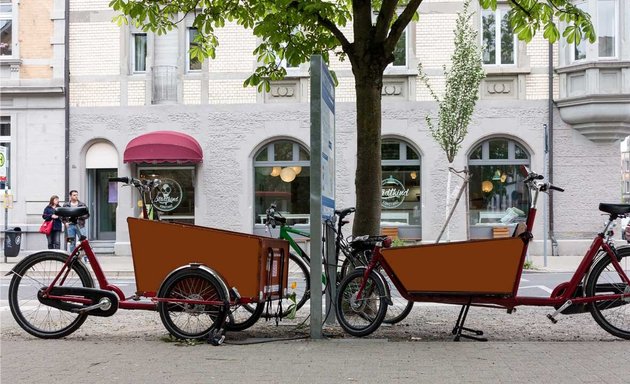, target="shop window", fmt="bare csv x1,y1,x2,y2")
391,27,408,67
0,116,10,190
468,138,530,229
380,139,421,237
481,6,515,65
138,167,195,224
254,140,310,226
